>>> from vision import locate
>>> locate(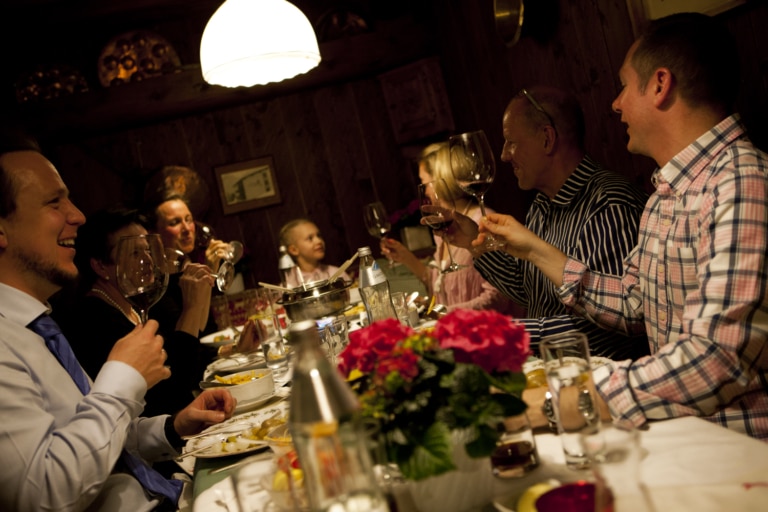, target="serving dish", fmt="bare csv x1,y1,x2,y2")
279,279,351,321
